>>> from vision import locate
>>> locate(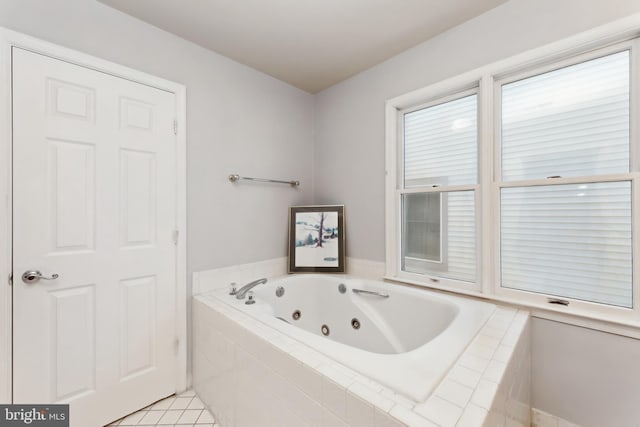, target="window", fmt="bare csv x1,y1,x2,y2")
498,50,633,308
386,30,640,325
397,92,478,285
